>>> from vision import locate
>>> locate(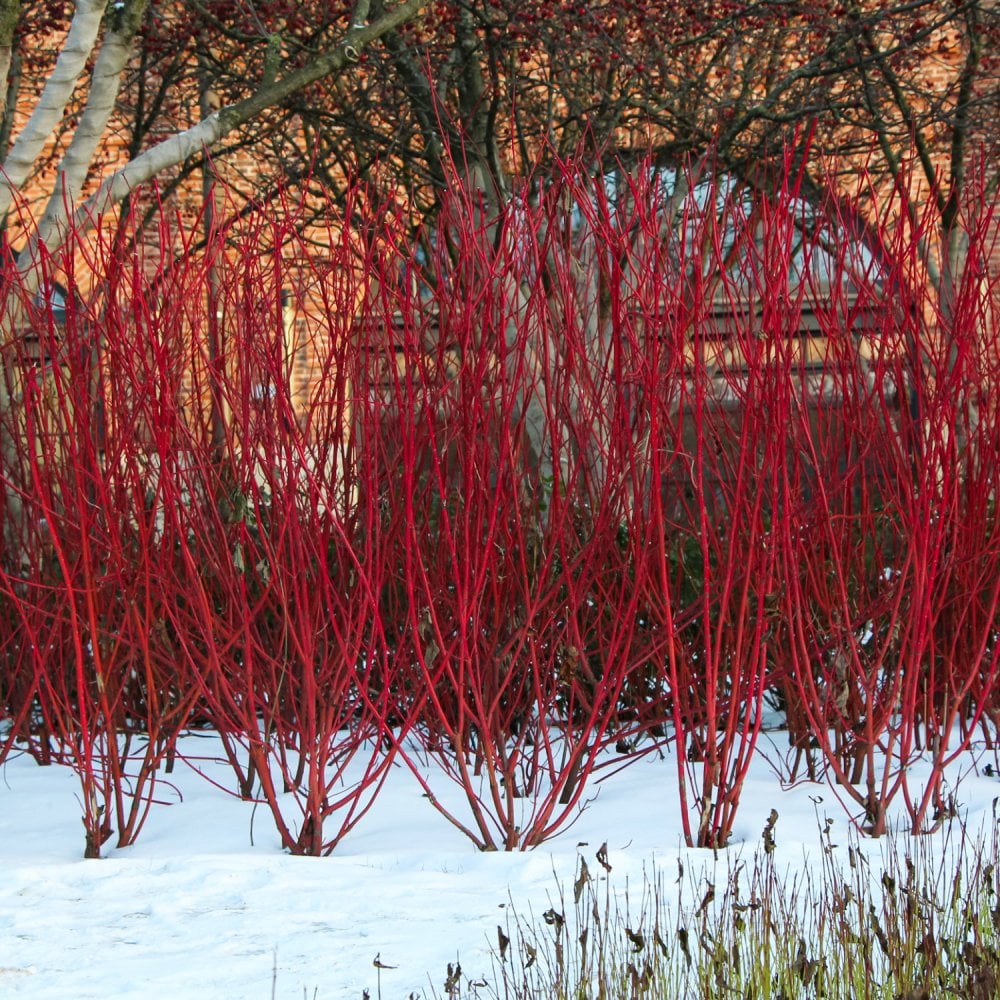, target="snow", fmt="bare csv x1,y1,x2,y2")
1,731,998,999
